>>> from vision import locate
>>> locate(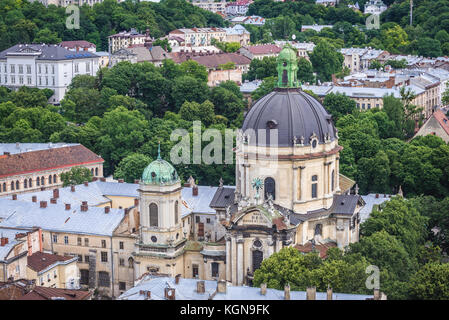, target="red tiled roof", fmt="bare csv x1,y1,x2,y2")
272,217,287,230
18,287,92,300
60,40,96,49
27,251,74,273
432,109,449,136
294,241,337,258
243,44,281,55
0,144,103,178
